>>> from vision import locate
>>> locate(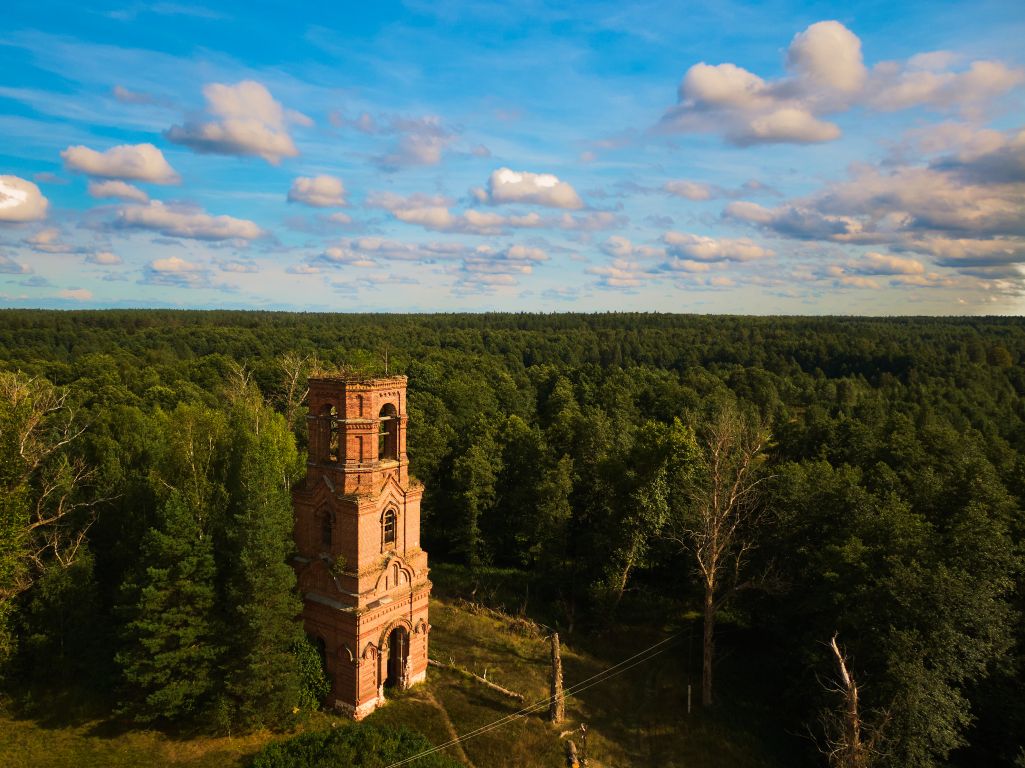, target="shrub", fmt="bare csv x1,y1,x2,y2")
251,723,461,768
